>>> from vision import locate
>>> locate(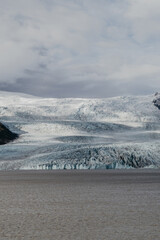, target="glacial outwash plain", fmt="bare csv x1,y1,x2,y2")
1,91,160,170
0,170,159,240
